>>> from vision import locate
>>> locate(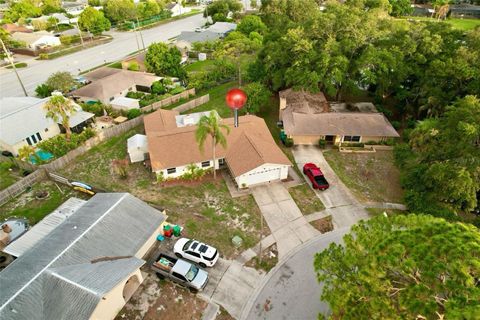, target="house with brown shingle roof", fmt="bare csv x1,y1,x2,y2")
144,109,291,188
279,88,399,145
70,68,159,105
